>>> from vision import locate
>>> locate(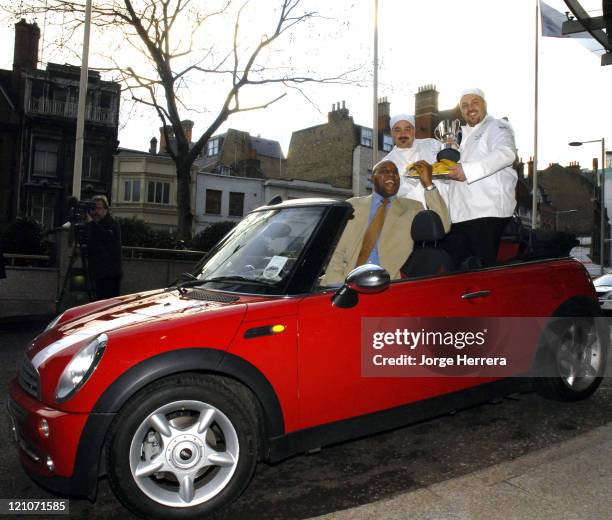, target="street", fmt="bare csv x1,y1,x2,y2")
2,323,612,520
